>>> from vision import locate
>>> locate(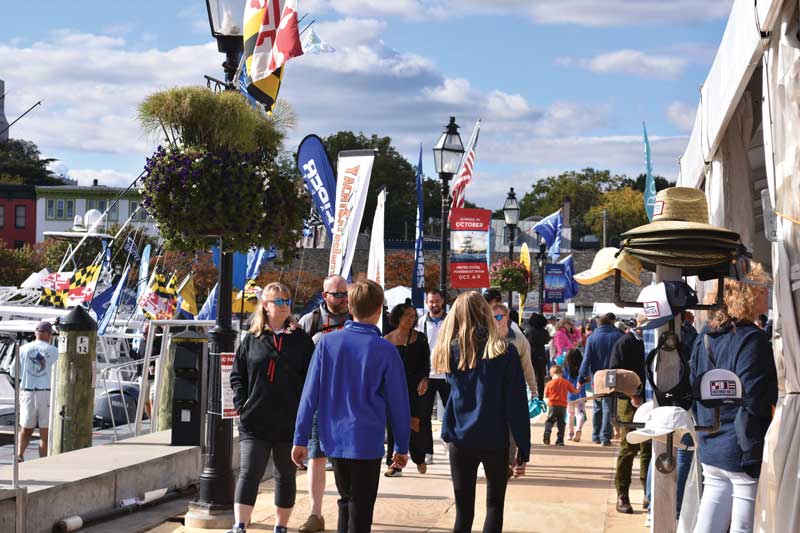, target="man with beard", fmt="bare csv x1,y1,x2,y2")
296,274,352,533
416,289,448,465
